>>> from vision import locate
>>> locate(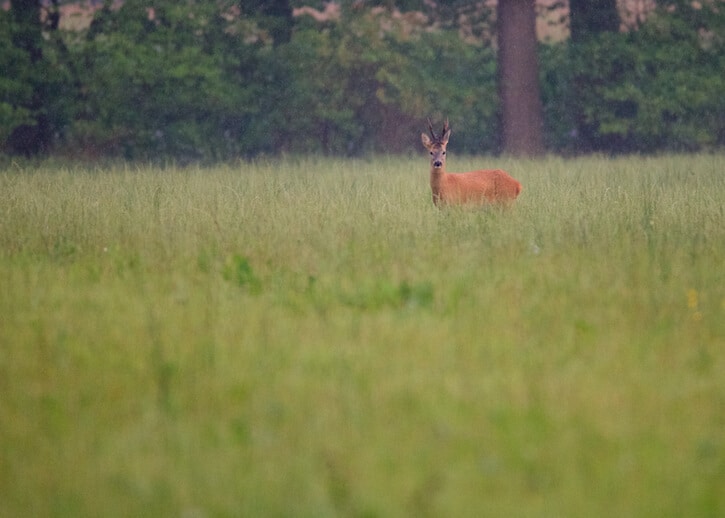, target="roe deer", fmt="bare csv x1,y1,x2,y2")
421,119,522,207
